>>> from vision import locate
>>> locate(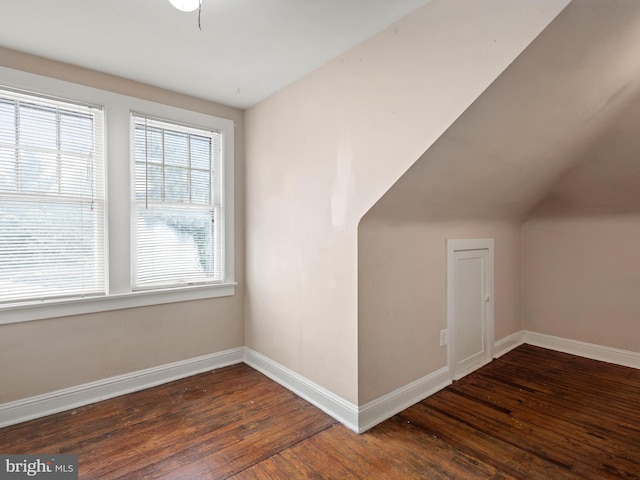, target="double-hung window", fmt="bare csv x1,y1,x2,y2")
132,115,223,289
0,88,105,304
0,67,234,323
